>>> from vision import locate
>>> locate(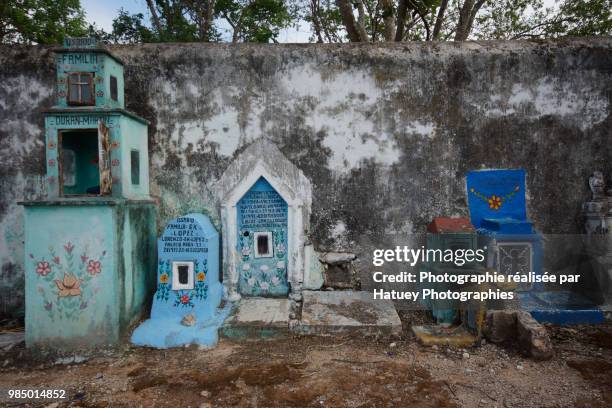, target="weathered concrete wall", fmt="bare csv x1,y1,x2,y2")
1,40,611,316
